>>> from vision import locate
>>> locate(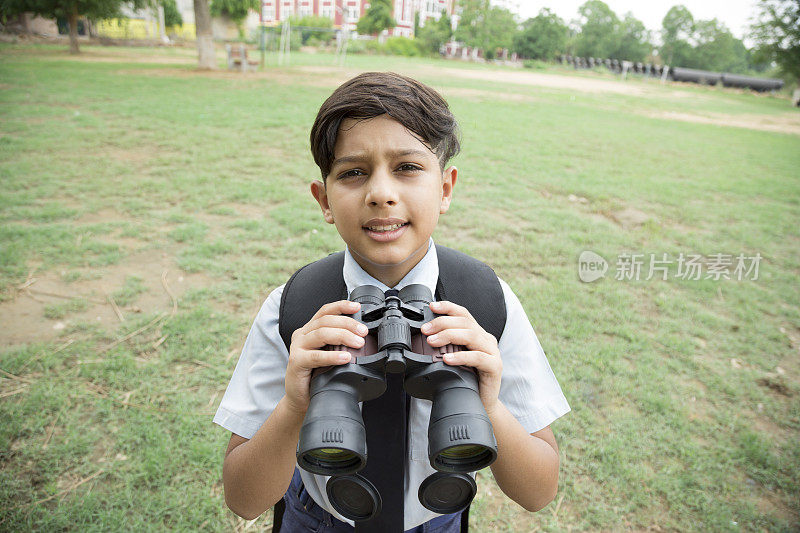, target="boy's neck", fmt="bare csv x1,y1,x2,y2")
349,241,430,288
